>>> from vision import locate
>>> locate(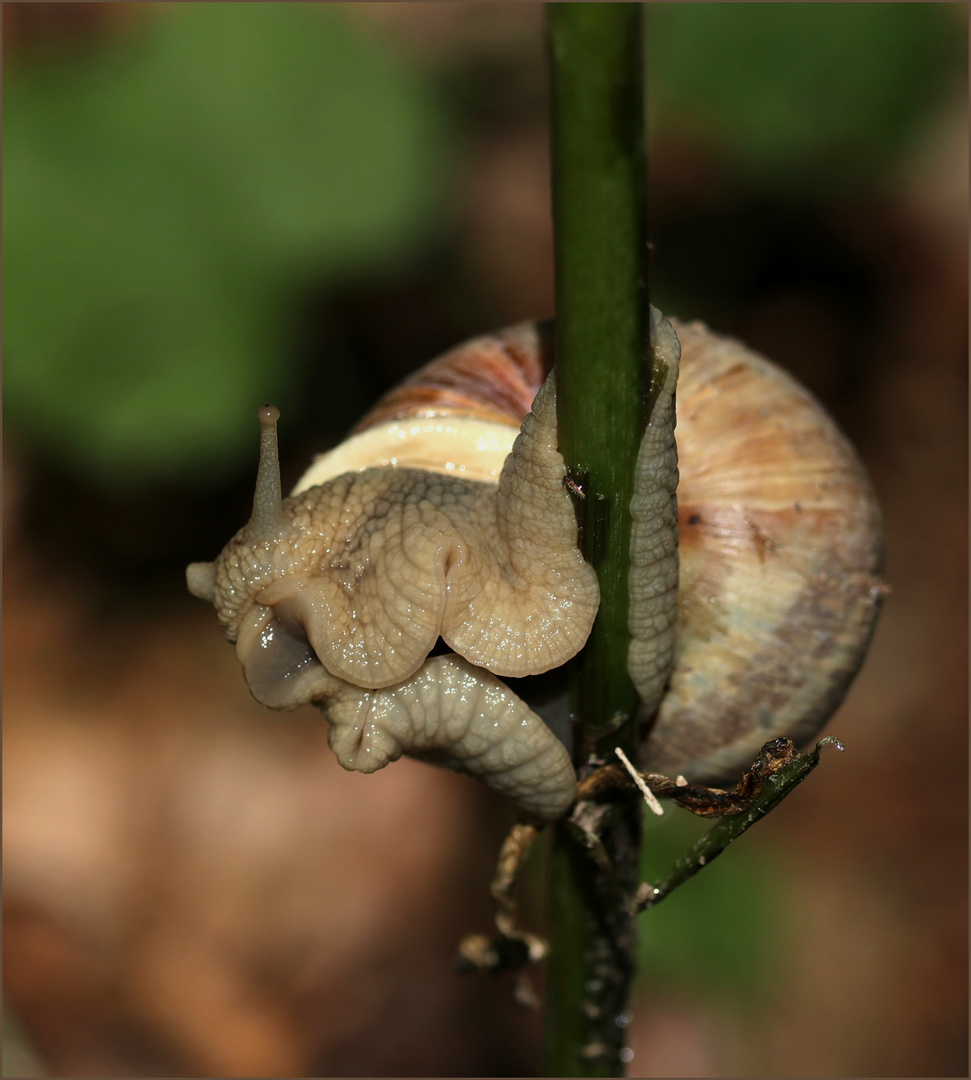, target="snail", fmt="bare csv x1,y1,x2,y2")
187,308,884,822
